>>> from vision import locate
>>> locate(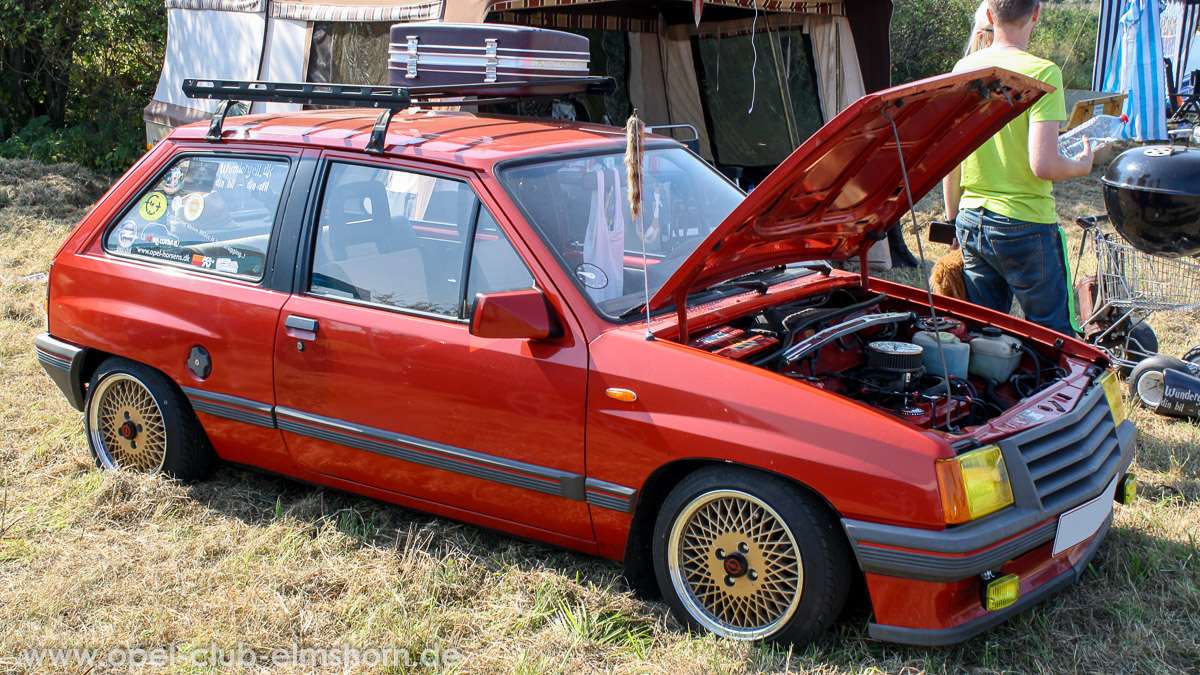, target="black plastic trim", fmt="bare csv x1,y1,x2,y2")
276,407,600,502
584,478,638,514
182,387,276,429
852,521,1058,582
35,333,87,411
867,512,1113,646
